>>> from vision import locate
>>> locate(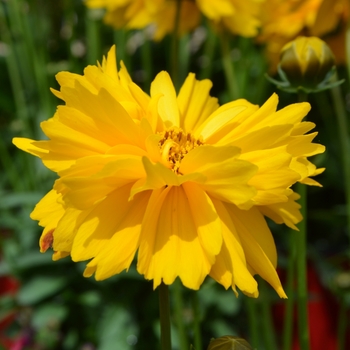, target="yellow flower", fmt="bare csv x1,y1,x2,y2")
13,46,324,298
86,0,262,40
